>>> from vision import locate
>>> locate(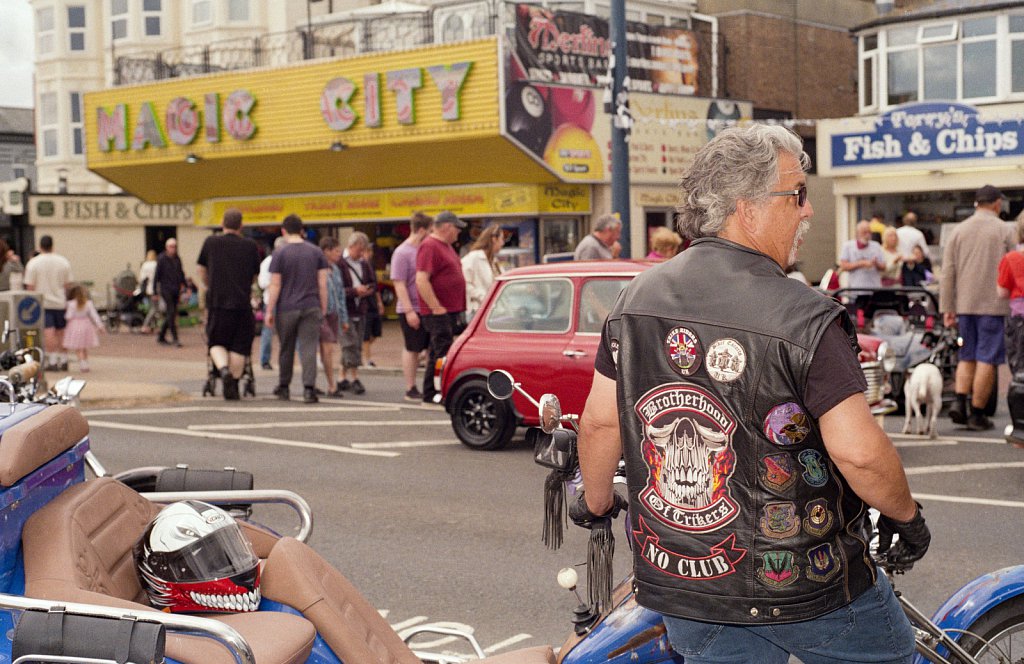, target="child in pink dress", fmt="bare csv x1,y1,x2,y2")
63,284,103,371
